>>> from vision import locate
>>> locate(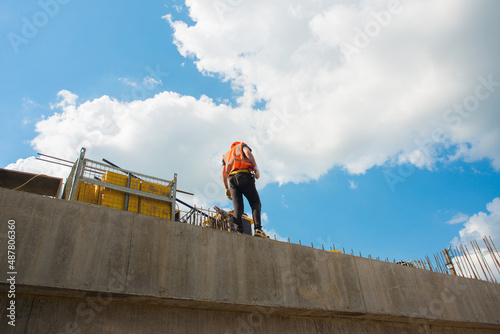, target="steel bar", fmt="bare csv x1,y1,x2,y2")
35,157,73,168
69,148,87,201
461,244,478,279
79,176,172,202
489,236,500,257
426,256,434,272
485,236,500,275
459,245,469,278
102,158,193,196
124,173,132,211
474,239,496,283
476,239,495,283
482,237,496,272
439,252,448,273
437,252,448,274
461,246,474,279
457,247,470,278
470,240,488,281
38,152,74,164
464,244,481,280
433,254,443,273
451,248,464,277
